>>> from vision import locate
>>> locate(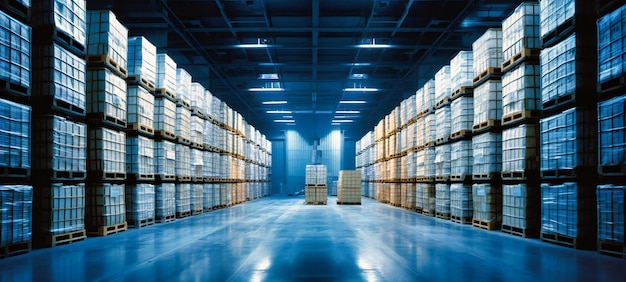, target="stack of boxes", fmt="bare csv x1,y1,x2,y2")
471,28,504,231
596,2,626,257
337,170,362,204
500,2,542,238
125,36,156,229
31,0,86,247
84,10,128,236
305,165,327,205
153,53,177,222
434,65,452,220
0,0,32,254
539,0,597,249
